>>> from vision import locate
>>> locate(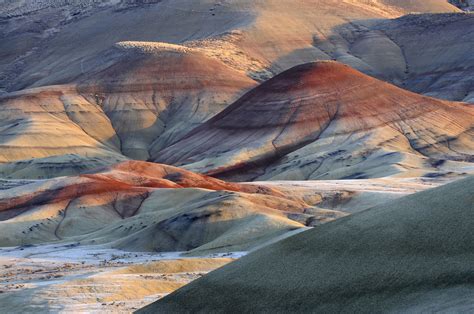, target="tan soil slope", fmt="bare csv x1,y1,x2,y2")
0,1,461,94
155,61,474,181
0,246,233,313
0,0,255,92
378,0,459,12
140,175,474,313
0,1,469,181
0,161,345,254
78,42,256,160
0,42,255,178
